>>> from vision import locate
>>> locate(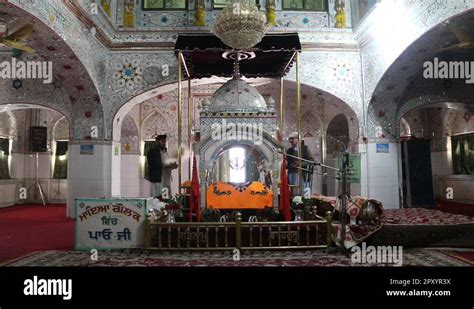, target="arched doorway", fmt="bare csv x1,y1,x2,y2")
326,113,350,196
120,115,140,197
114,83,194,199
0,3,105,217
111,78,360,201
255,81,360,197
399,102,474,208
0,104,71,206
367,9,474,209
